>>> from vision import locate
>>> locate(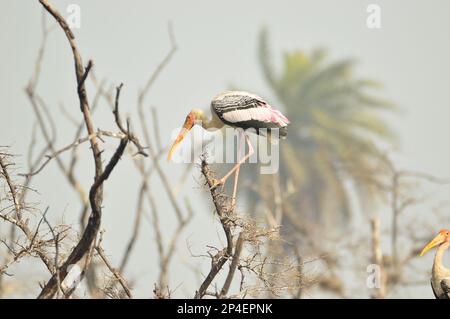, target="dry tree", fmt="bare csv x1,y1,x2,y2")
0,0,194,299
